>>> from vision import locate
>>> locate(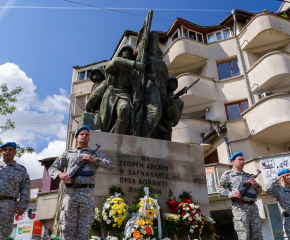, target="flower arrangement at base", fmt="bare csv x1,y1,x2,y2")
89,236,101,240
127,218,154,240
44,235,62,240
90,208,101,237
161,213,181,240
102,194,129,229
166,190,218,239
138,197,158,221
